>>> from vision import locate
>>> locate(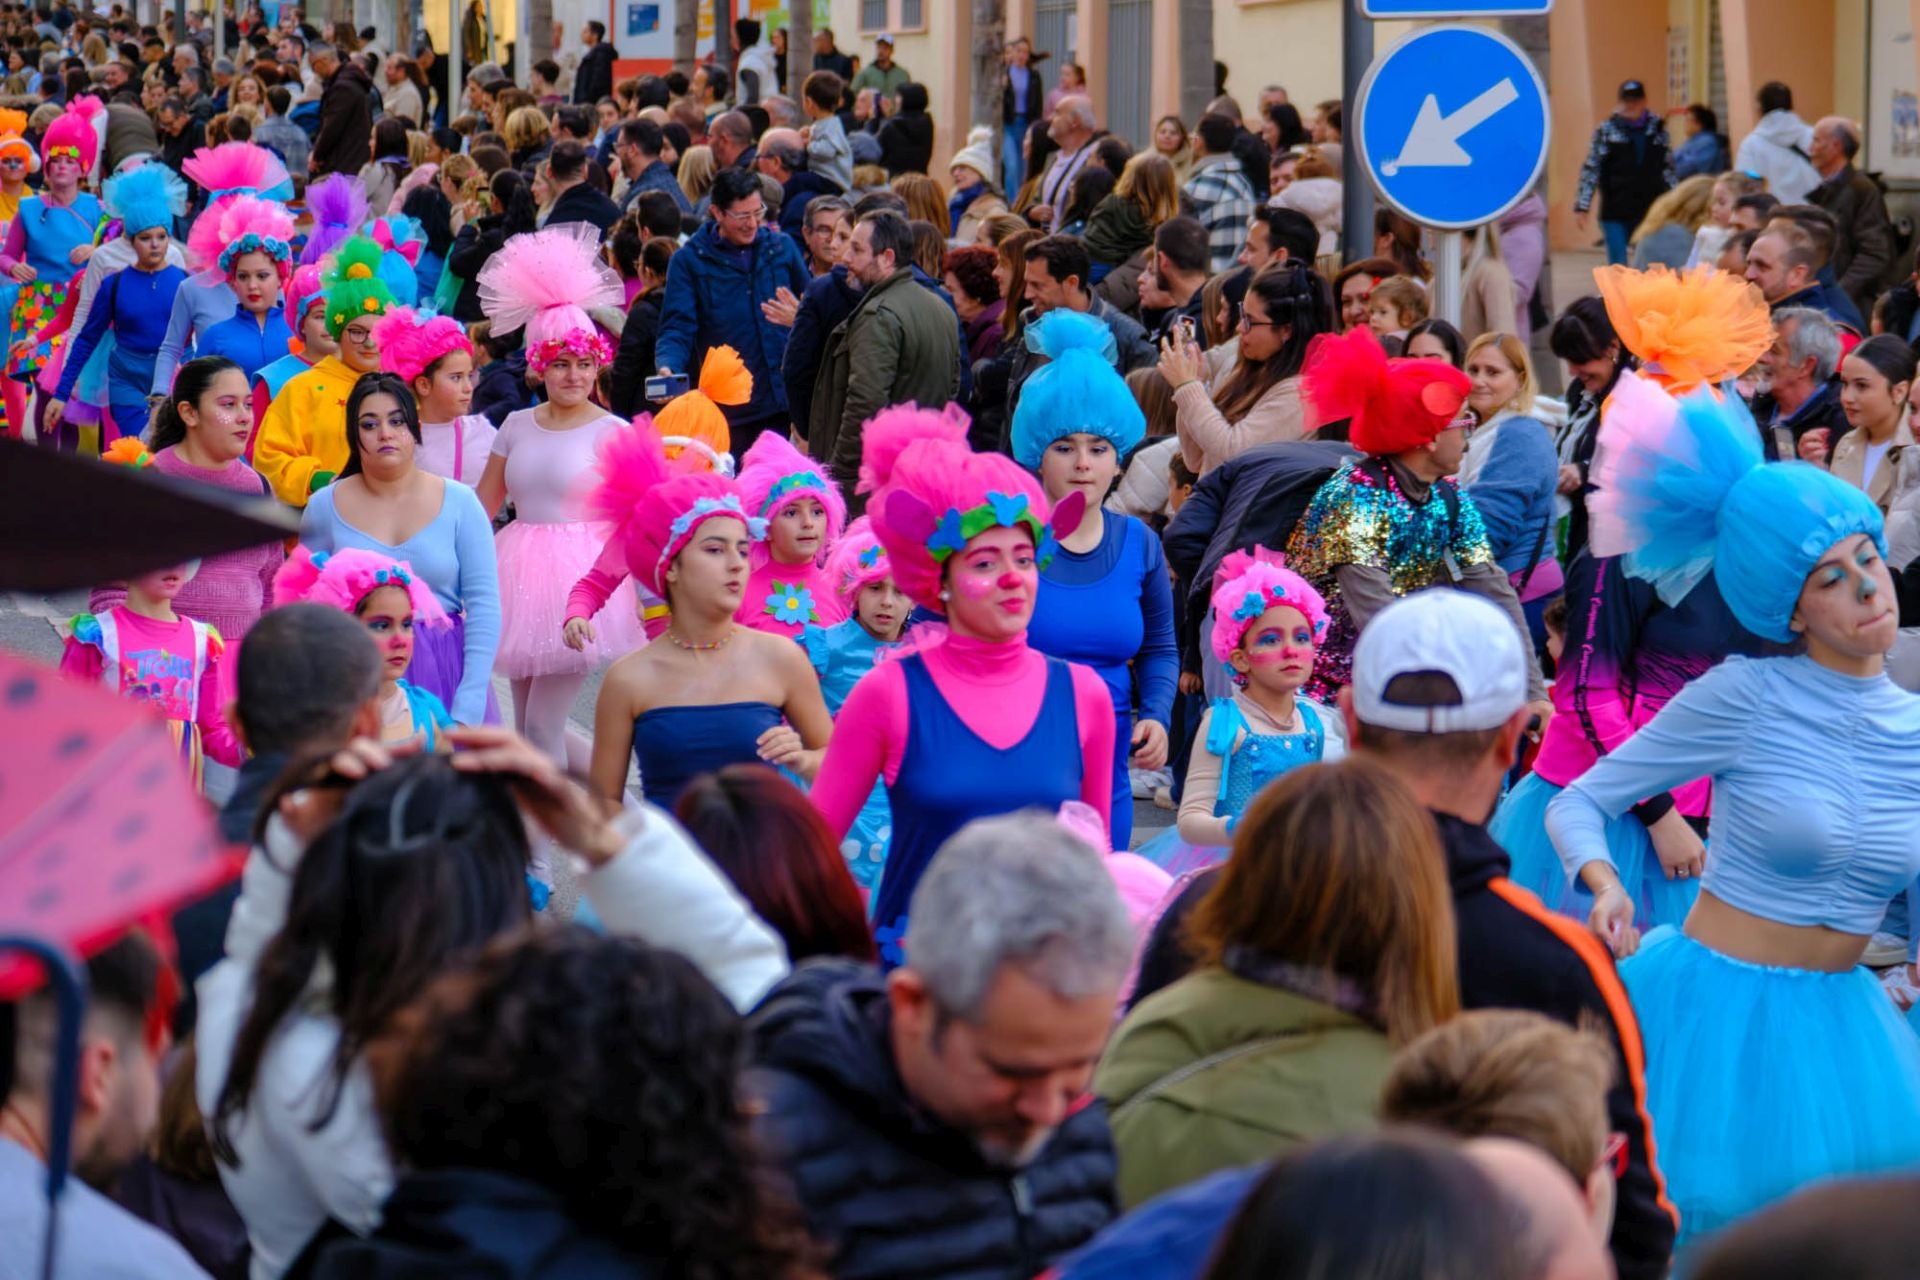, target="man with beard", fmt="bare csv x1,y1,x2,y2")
747,813,1133,1280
